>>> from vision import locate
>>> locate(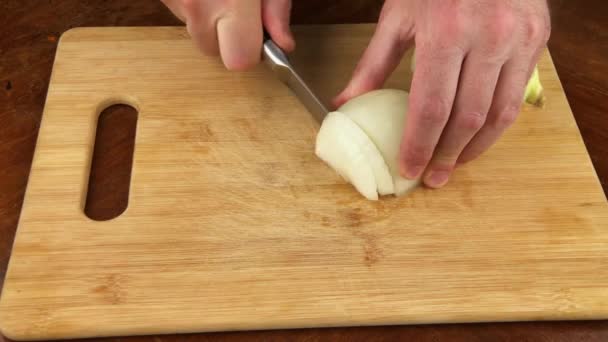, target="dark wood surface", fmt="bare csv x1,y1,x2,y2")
1,0,607,341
